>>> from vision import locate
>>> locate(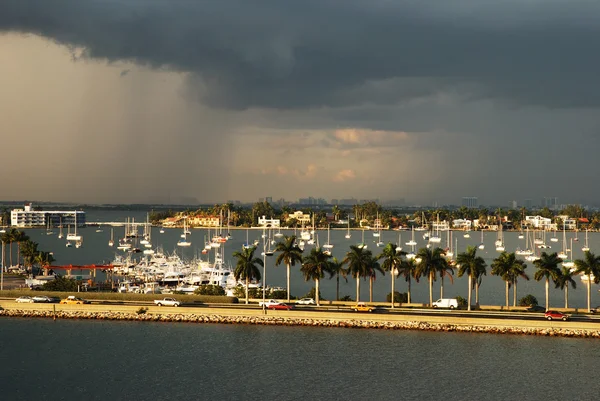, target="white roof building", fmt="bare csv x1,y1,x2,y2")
258,216,280,228
11,204,86,228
